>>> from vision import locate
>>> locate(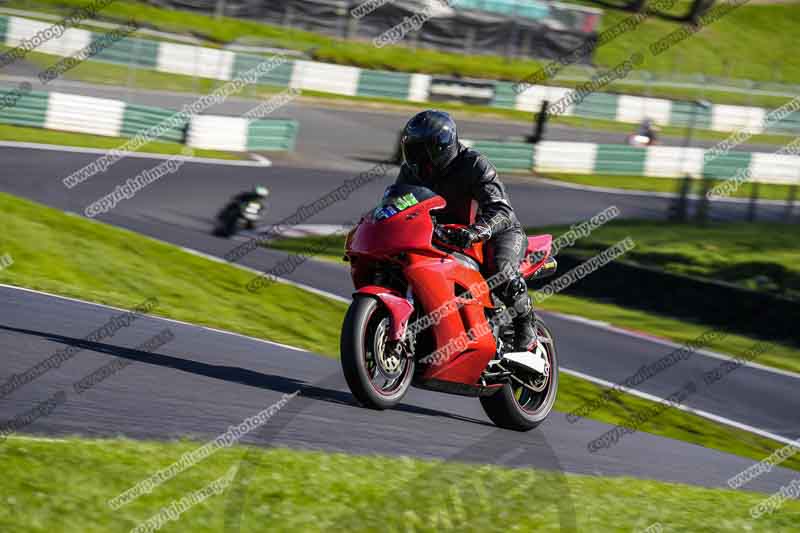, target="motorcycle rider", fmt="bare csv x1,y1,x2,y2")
231,185,270,206
637,118,658,144
396,110,537,353
216,185,269,234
